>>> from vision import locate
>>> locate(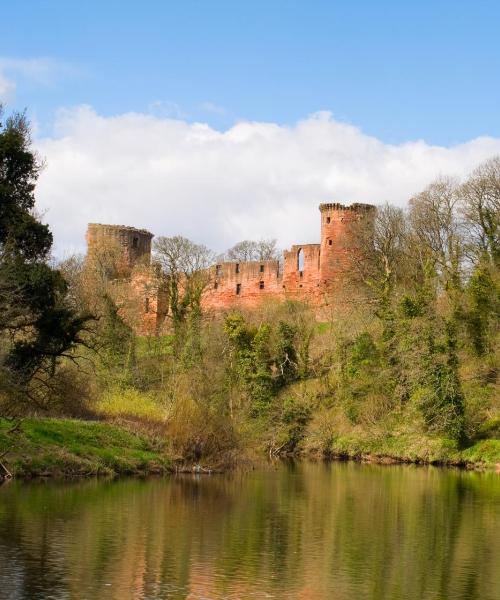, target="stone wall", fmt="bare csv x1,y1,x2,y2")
203,259,283,310
282,243,321,300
